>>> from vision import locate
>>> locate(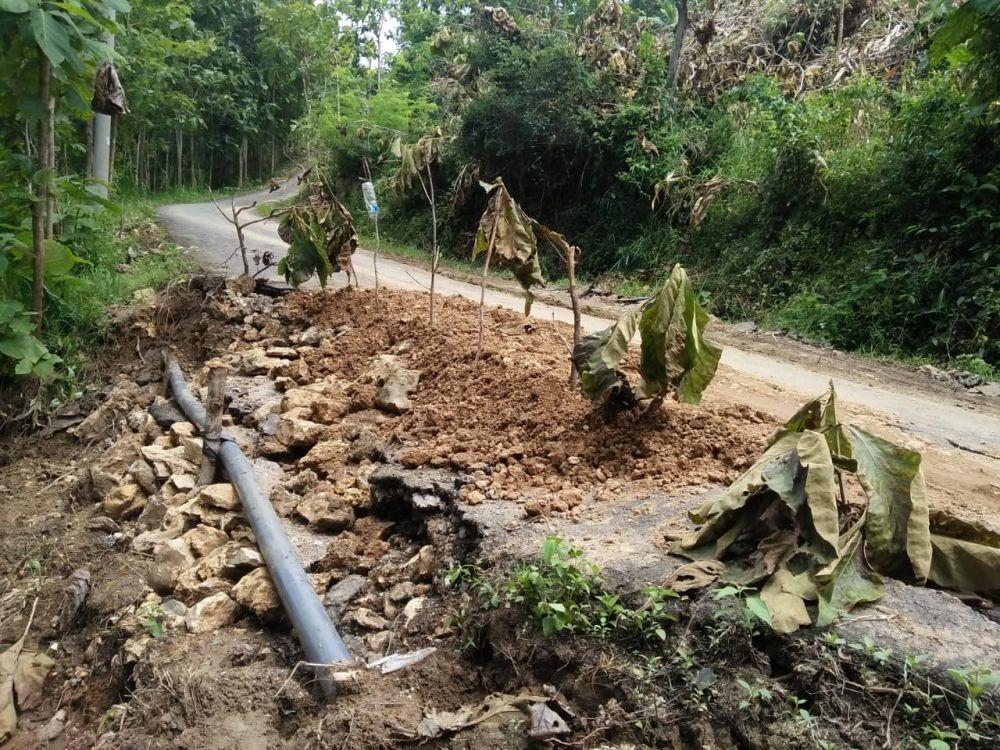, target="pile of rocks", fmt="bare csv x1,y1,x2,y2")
80,286,450,666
